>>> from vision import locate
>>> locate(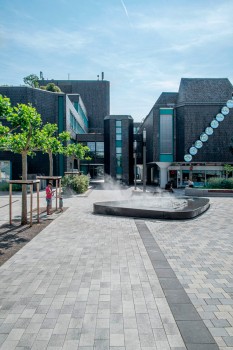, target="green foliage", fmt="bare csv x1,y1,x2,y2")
0,95,13,117
5,103,42,156
65,143,91,170
39,123,70,153
0,182,22,191
61,174,89,194
44,83,61,92
23,74,39,88
206,177,233,189
223,164,233,178
38,123,70,176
